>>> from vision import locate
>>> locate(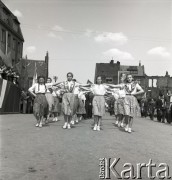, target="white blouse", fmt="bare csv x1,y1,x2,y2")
46,83,53,93
91,84,108,95
52,89,61,97
78,91,86,100
29,83,46,94
73,86,80,95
